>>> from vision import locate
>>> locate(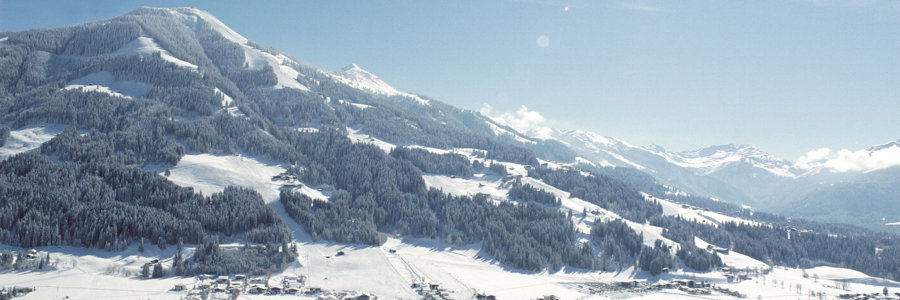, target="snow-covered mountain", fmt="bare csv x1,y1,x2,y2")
506,127,900,230
547,129,797,178
2,7,899,299
666,144,799,177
